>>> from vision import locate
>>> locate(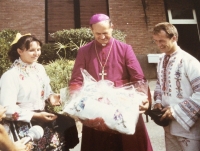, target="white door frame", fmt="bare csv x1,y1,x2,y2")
168,9,200,41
